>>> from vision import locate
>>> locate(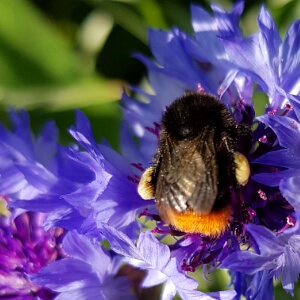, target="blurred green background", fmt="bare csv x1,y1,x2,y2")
1,0,299,298
2,0,299,150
